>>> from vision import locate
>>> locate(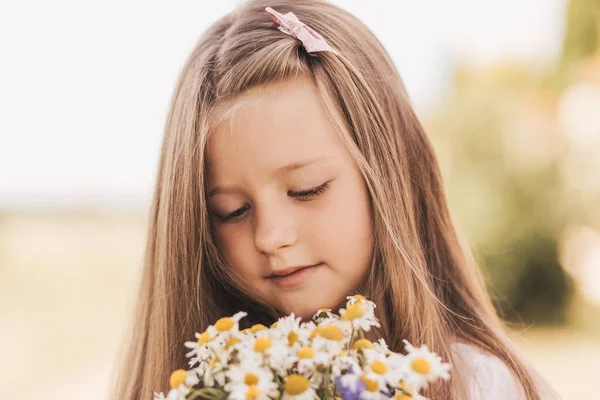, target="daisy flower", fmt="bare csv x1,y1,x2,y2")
206,311,248,338
213,331,246,363
311,321,350,355
264,339,296,376
281,374,319,400
362,349,403,388
153,389,185,400
226,360,277,400
288,344,330,374
155,299,451,400
331,350,361,377
356,372,387,400
312,308,338,323
300,320,318,341
202,355,228,387
184,330,219,367
228,384,273,400
392,380,427,400
248,323,269,334
203,365,227,387
153,369,199,400
394,375,432,400
271,313,310,349
339,300,380,332
372,338,391,356
237,333,280,364
185,312,247,367
401,340,451,392
392,391,427,400
345,295,376,309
